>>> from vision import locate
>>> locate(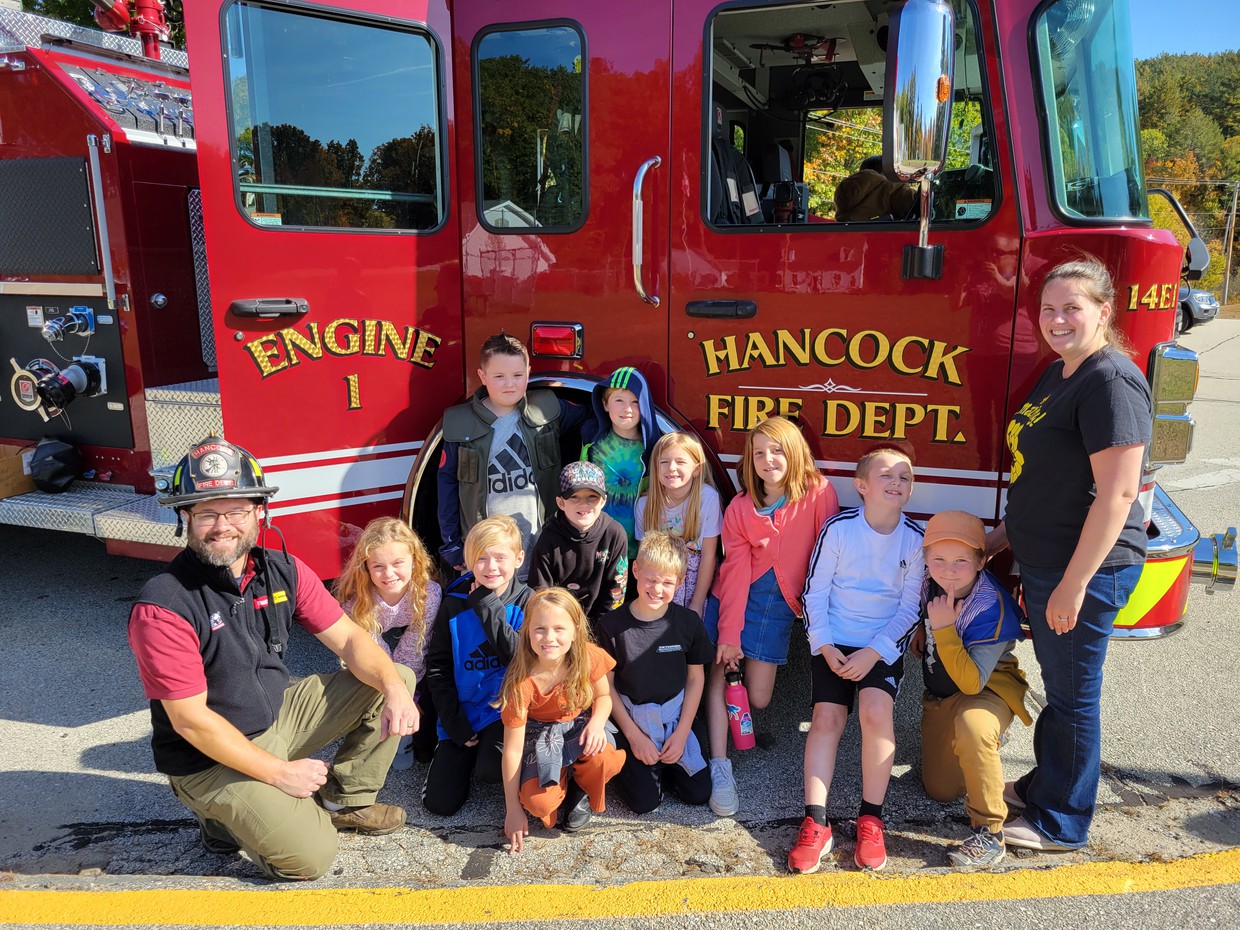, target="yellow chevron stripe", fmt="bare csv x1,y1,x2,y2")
1113,556,1186,627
